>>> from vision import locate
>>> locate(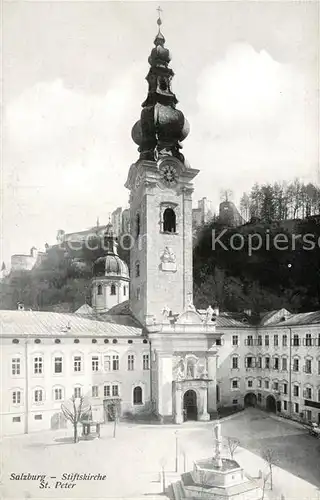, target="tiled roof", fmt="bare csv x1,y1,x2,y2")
278,311,320,326
74,303,93,315
216,312,252,328
0,310,142,337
